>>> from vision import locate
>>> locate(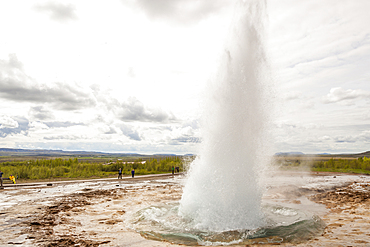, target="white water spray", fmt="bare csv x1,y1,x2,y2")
130,2,326,241
179,0,271,232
